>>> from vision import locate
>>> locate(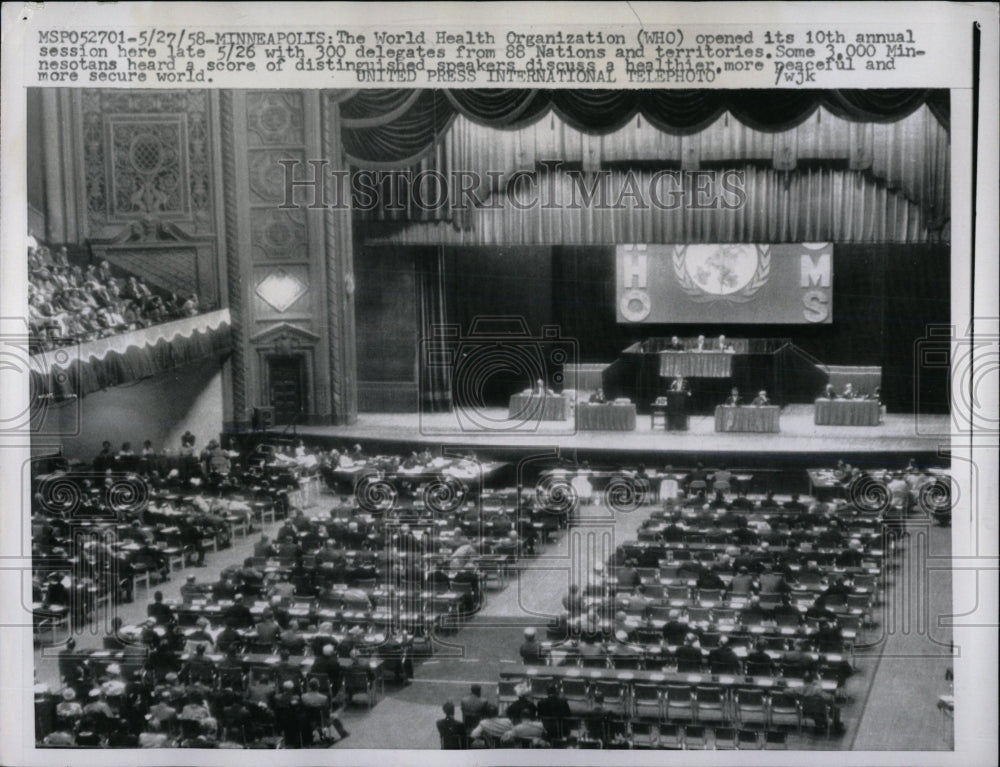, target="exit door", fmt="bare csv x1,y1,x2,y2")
268,355,305,425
